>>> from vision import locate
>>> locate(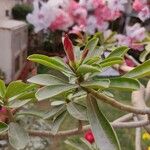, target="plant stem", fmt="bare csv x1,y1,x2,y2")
83,87,150,115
